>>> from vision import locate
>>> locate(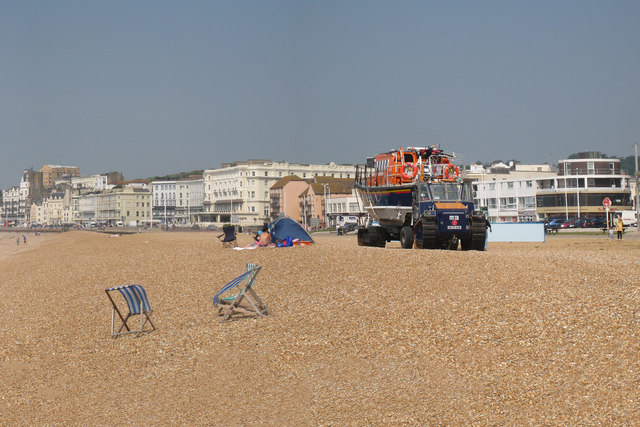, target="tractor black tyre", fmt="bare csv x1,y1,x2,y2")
400,226,414,249
357,228,368,246
421,217,438,249
470,218,487,251
460,237,472,251
369,226,387,248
